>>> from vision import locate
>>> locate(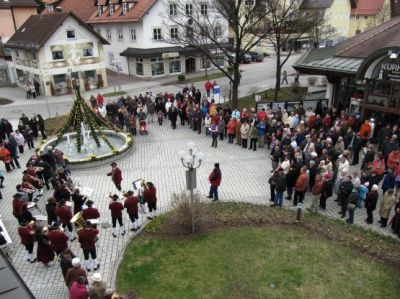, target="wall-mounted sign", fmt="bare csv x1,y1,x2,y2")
381,62,400,81
162,52,180,59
